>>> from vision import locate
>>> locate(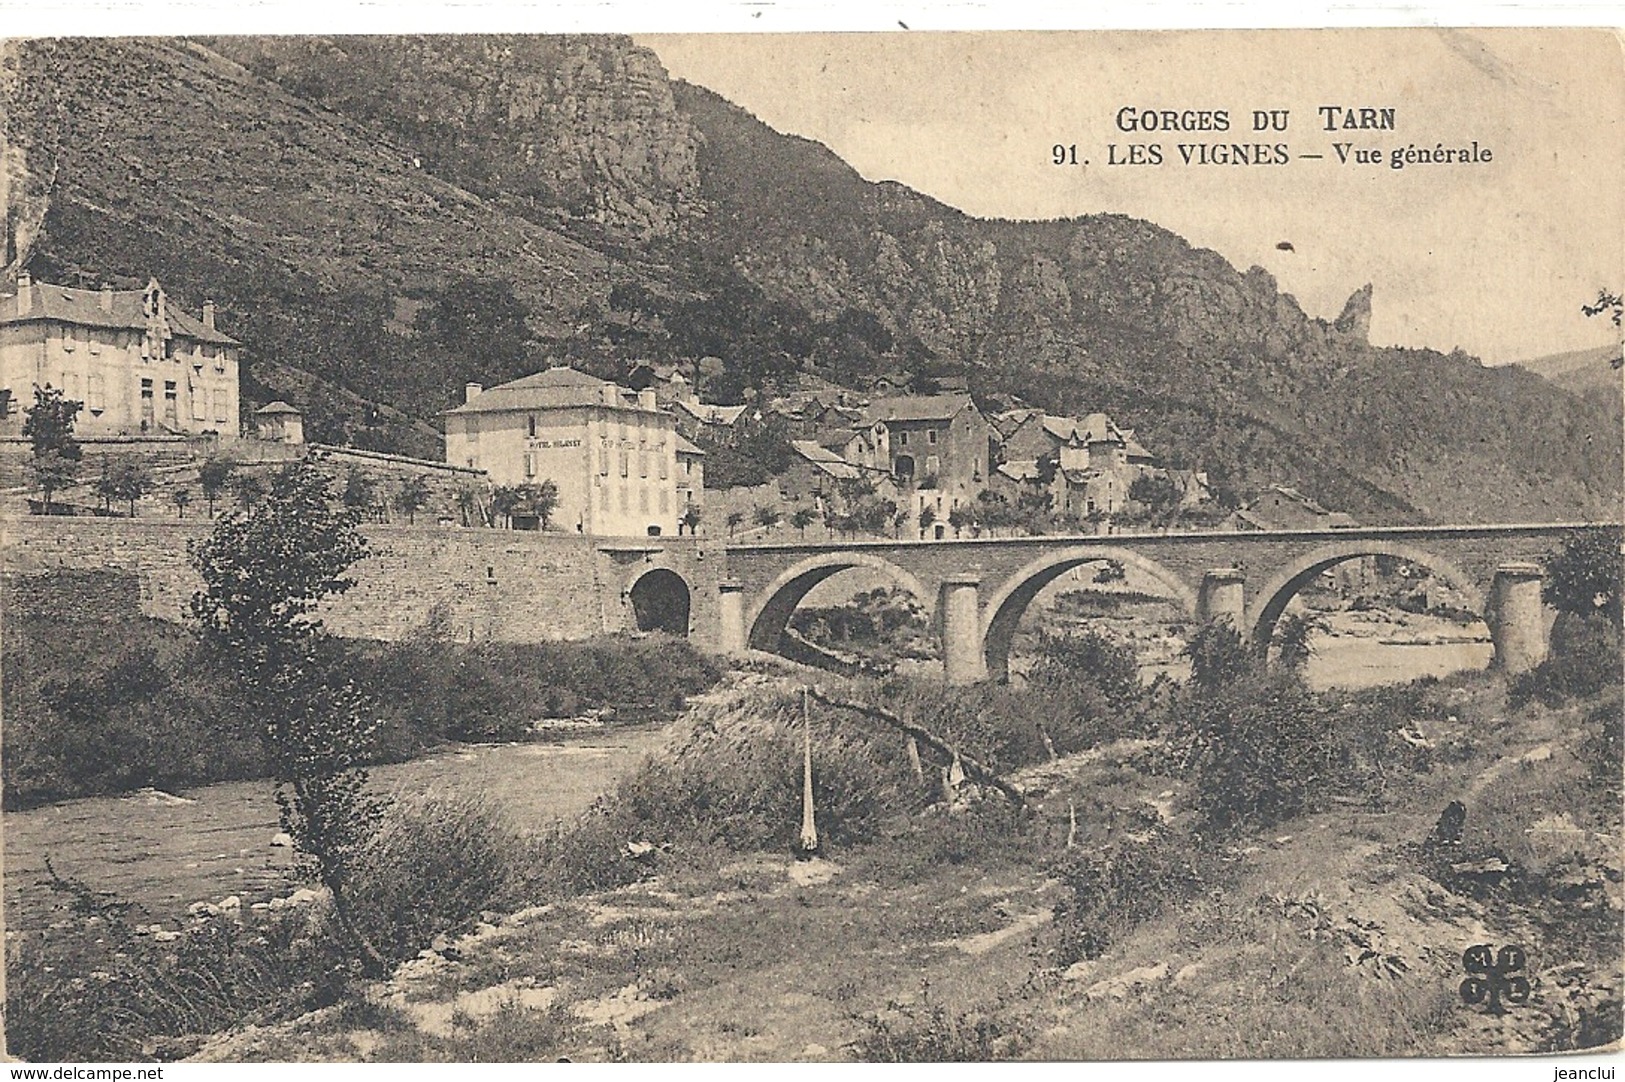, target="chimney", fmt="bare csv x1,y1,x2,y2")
101,284,114,312
15,270,31,318
601,383,619,408
637,388,657,410
465,382,483,404
202,299,216,331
